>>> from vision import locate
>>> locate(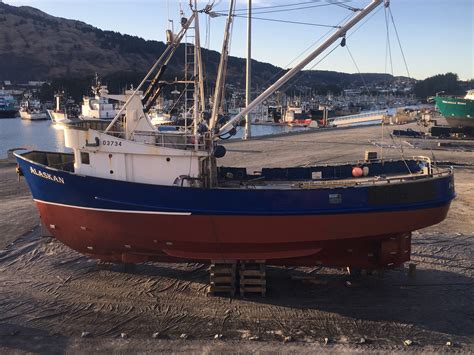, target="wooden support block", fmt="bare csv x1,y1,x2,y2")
211,260,237,264
207,285,235,297
210,268,236,275
240,267,264,271
240,270,265,278
240,278,267,285
208,261,237,297
239,261,266,297
240,286,266,297
241,285,266,291
211,276,234,283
